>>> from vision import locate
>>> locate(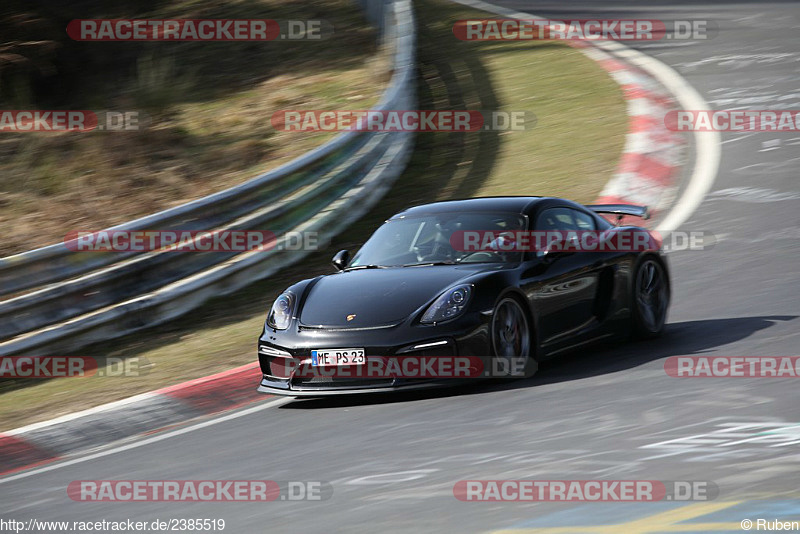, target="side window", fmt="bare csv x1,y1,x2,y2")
537,207,598,231
572,208,596,230
536,208,576,231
